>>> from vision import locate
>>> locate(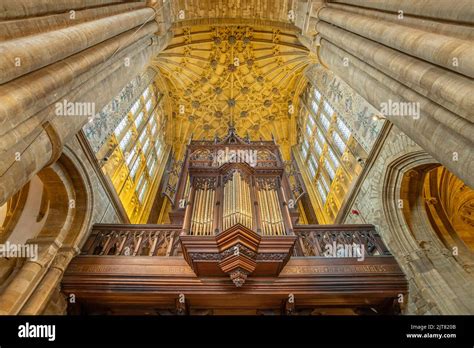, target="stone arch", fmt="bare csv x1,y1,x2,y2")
0,149,93,315
382,150,474,314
